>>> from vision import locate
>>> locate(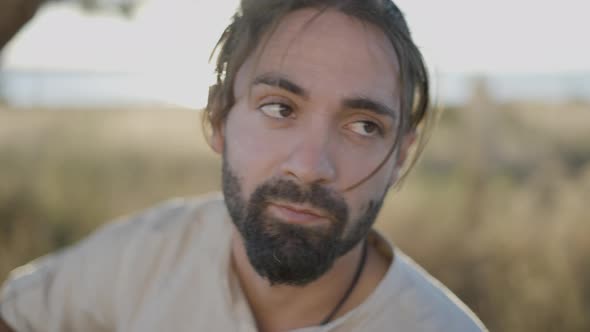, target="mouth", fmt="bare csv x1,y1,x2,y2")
267,202,330,225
